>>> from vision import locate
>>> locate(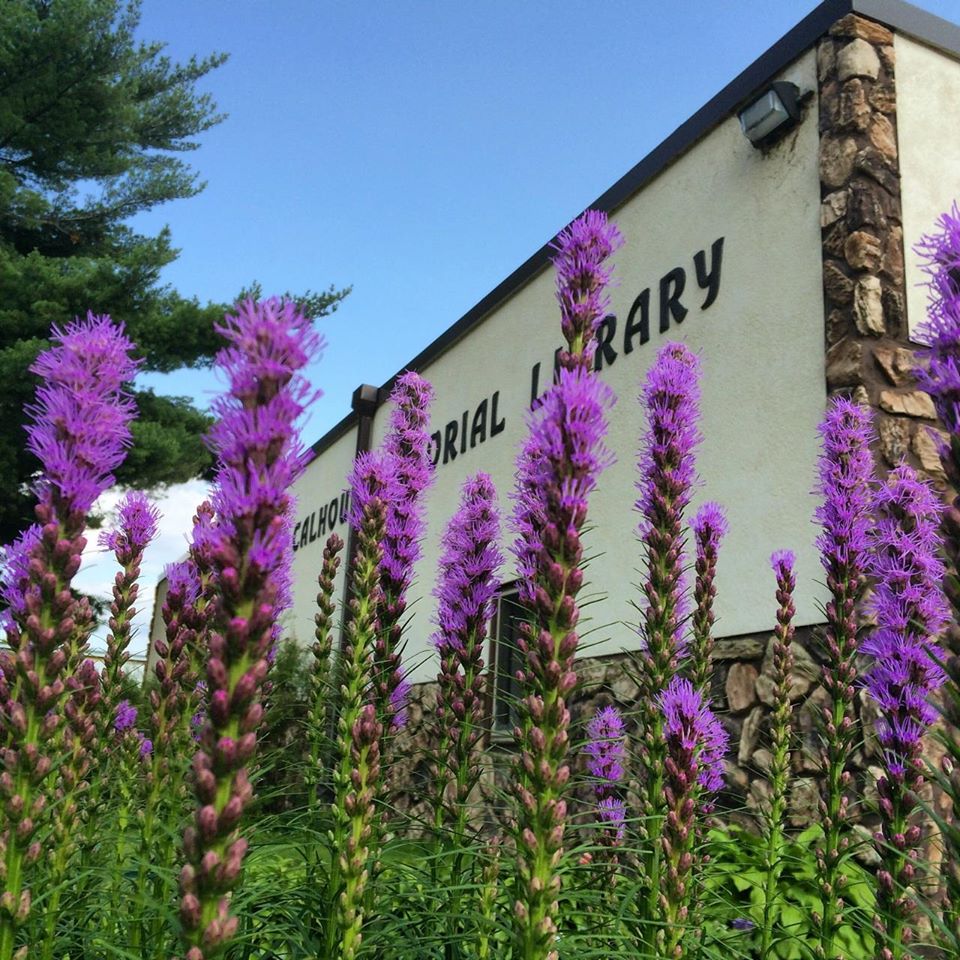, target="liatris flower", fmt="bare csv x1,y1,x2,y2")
375,371,434,738
509,209,618,960
689,501,728,695
0,525,41,635
306,532,344,804
657,676,728,959
862,463,947,960
326,451,389,960
179,298,322,960
633,341,702,928
115,698,138,732
431,473,502,841
0,314,137,958
99,491,161,715
914,206,960,950
636,341,702,673
551,208,623,372
585,705,627,844
813,396,874,960
760,551,797,960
